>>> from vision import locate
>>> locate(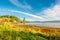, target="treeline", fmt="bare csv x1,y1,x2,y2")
0,15,26,23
